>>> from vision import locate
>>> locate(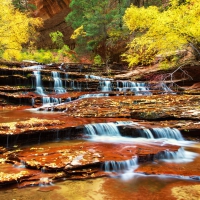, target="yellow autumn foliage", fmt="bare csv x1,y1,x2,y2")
0,0,42,61
71,25,86,39
123,0,200,67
